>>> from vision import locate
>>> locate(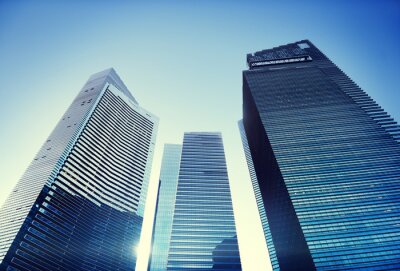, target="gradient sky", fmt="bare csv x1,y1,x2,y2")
0,1,399,270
